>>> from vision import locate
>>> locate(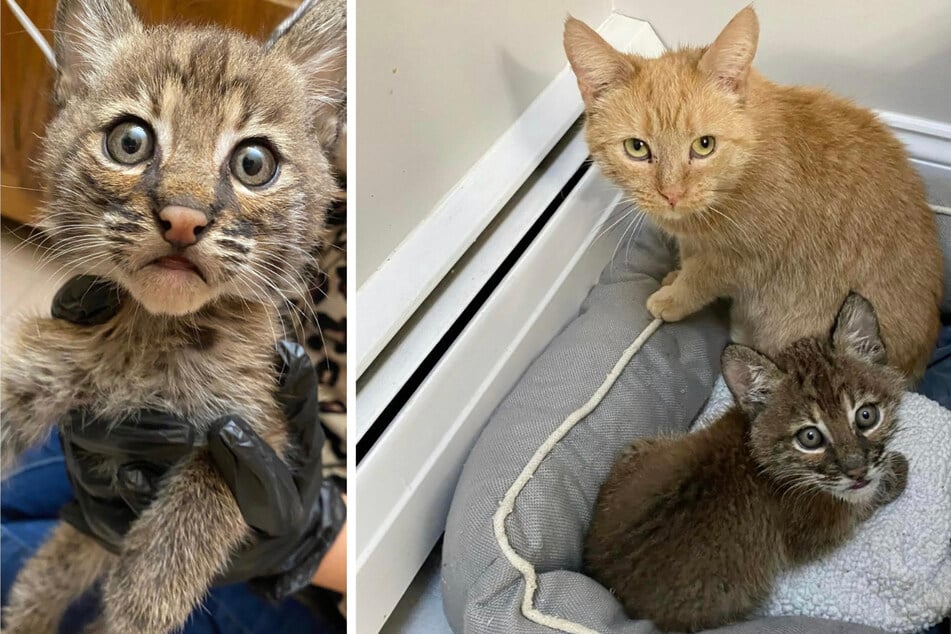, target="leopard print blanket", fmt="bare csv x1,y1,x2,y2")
303,199,347,489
